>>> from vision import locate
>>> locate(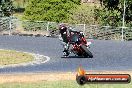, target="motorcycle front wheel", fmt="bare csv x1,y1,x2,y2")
80,45,93,58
